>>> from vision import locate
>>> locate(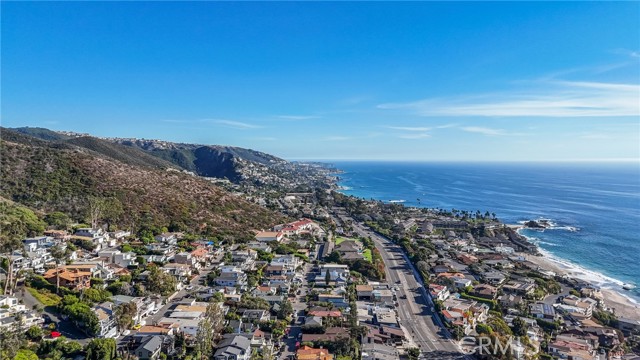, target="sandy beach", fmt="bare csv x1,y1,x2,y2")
521,253,640,321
